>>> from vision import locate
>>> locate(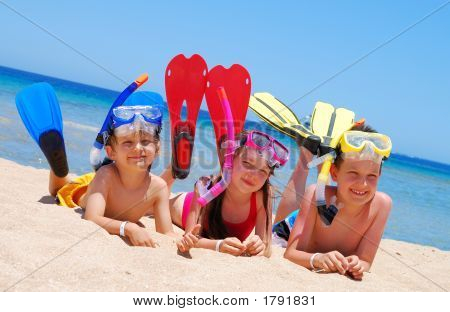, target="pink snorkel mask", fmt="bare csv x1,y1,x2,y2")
240,130,289,168
221,130,290,168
